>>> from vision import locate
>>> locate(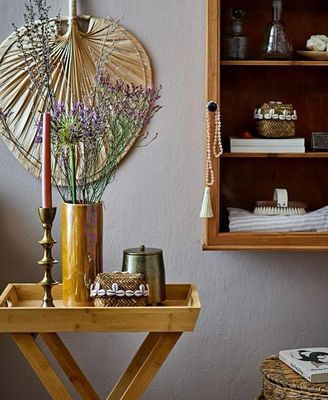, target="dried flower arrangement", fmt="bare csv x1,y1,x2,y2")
40,79,161,204
0,0,161,204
